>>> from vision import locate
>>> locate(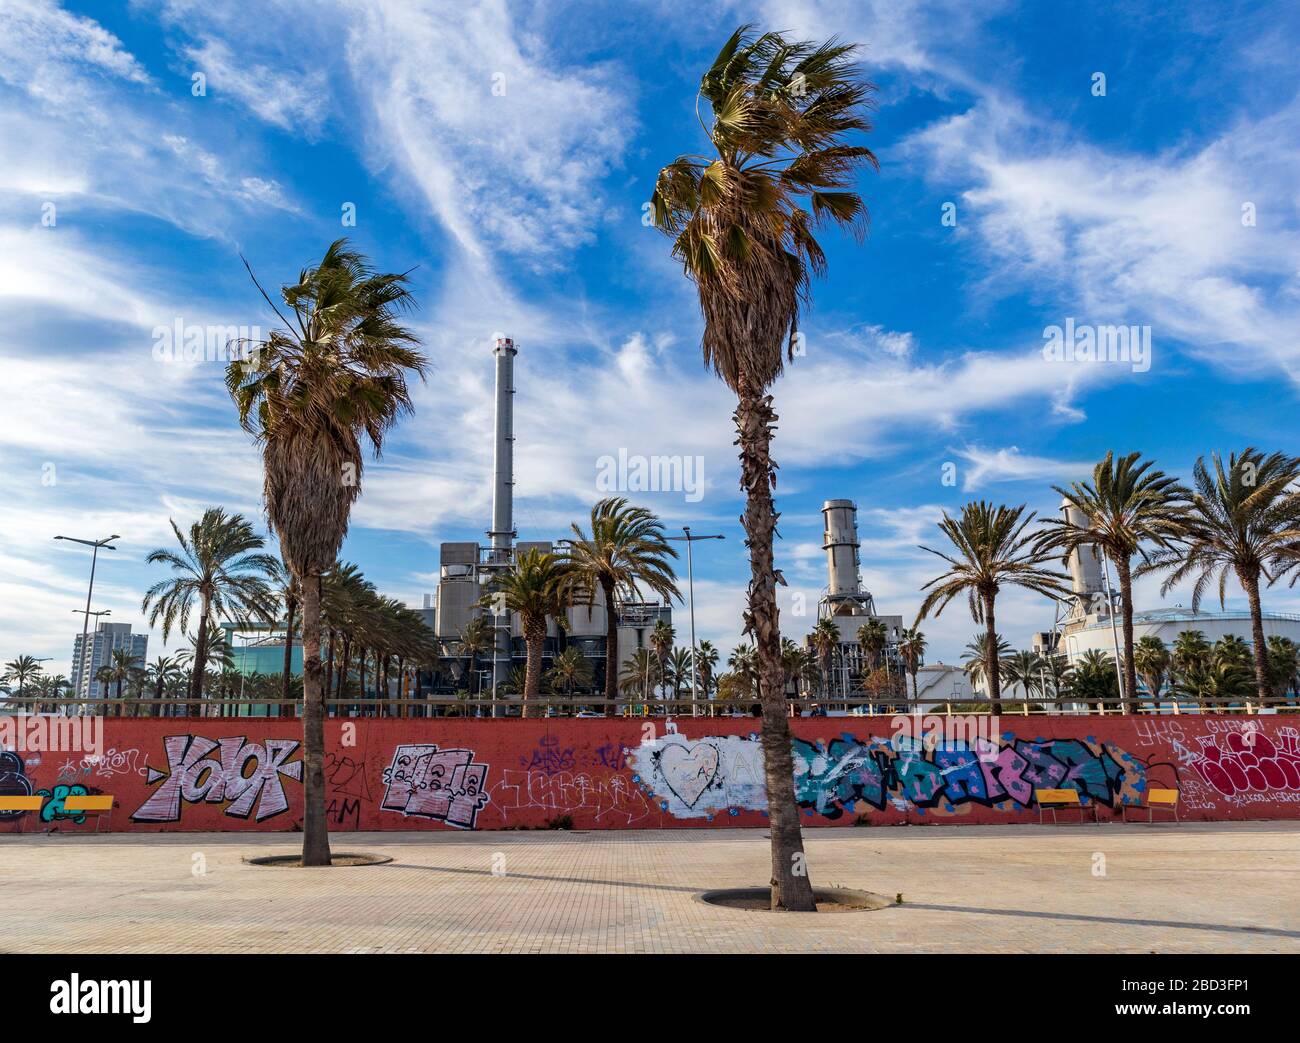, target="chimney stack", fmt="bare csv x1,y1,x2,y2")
488,336,517,565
